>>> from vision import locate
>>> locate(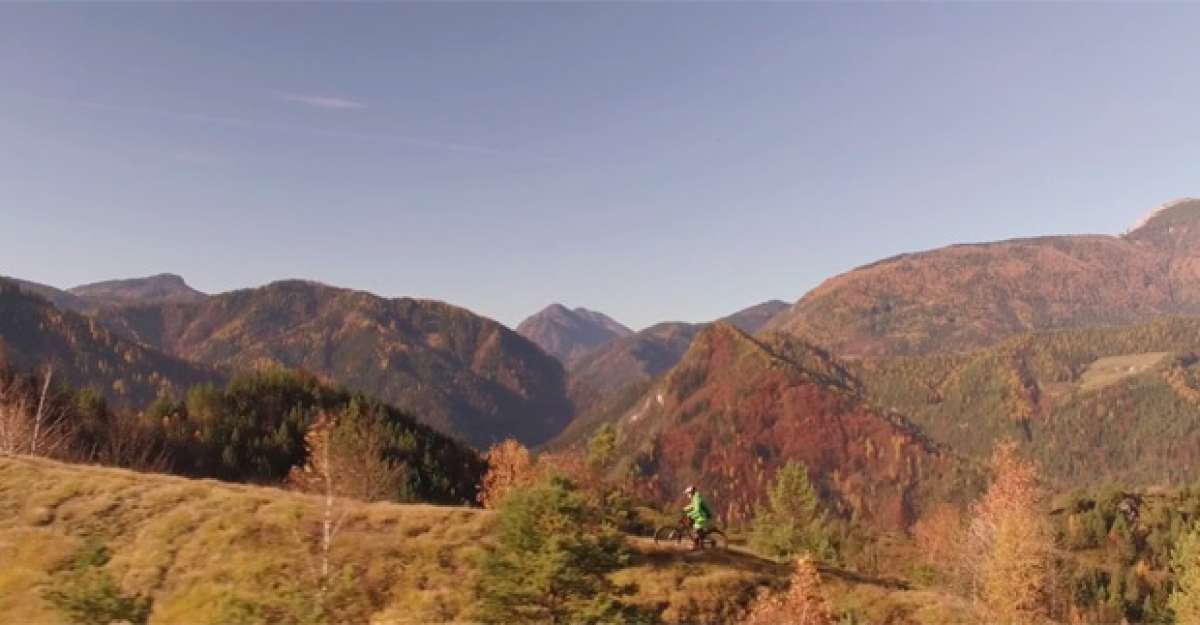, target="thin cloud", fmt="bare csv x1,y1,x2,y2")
12,91,549,160
279,93,366,110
